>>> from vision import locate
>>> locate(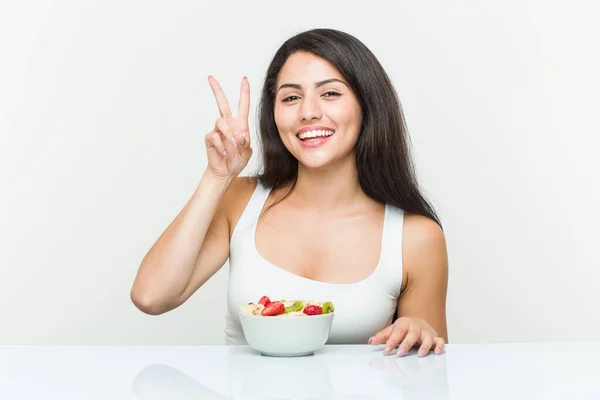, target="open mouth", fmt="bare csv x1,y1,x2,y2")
296,129,335,142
